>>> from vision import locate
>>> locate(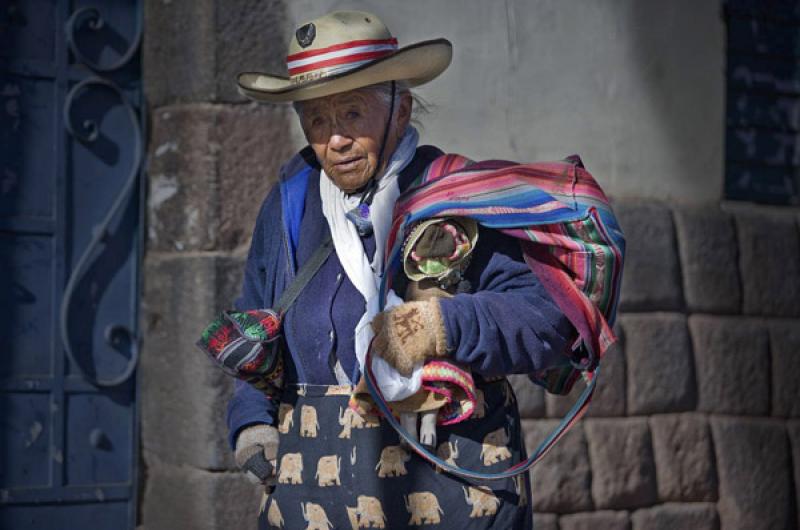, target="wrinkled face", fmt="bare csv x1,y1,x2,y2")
299,87,411,193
